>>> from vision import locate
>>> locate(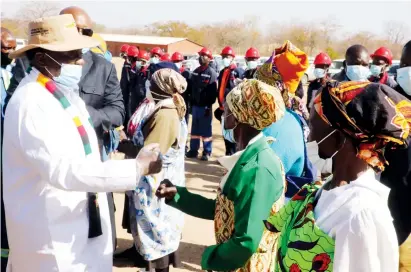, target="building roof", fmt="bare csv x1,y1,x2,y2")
98,33,187,45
